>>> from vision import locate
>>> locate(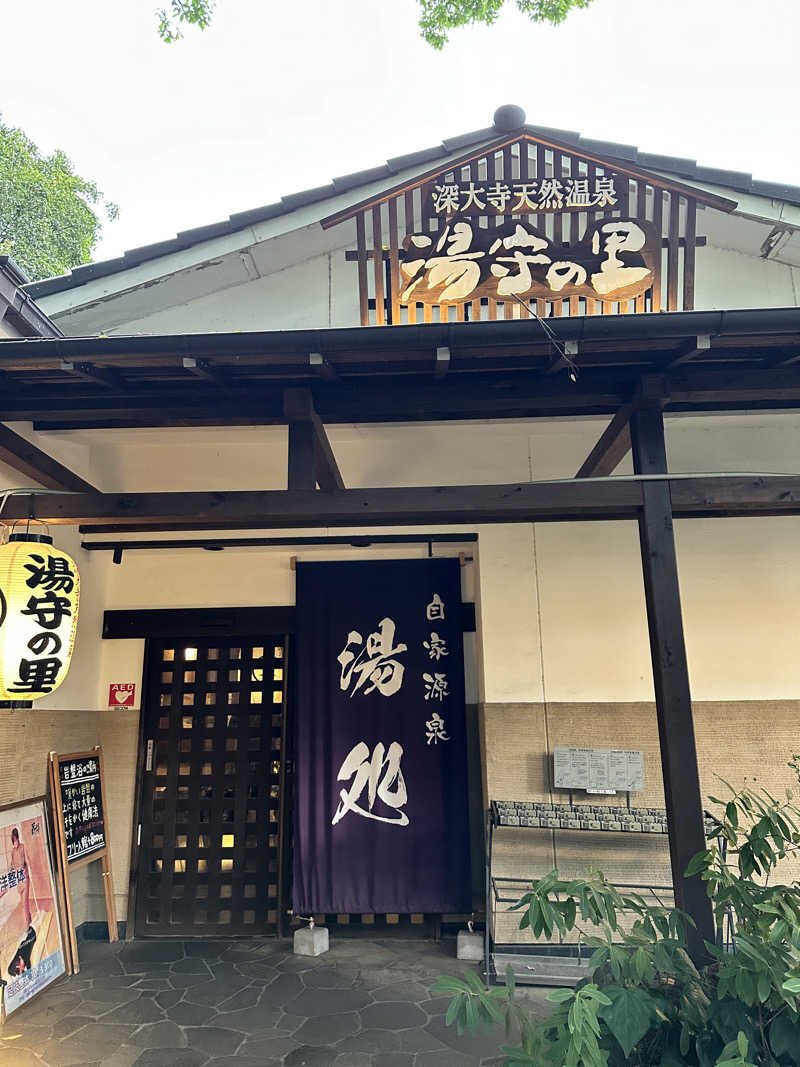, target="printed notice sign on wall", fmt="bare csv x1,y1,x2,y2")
554,747,645,793
108,683,136,710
